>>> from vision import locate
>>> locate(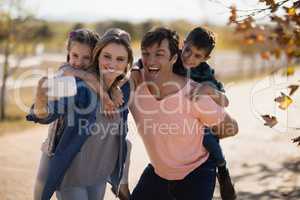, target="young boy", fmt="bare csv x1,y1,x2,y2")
135,27,237,200
174,27,237,200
